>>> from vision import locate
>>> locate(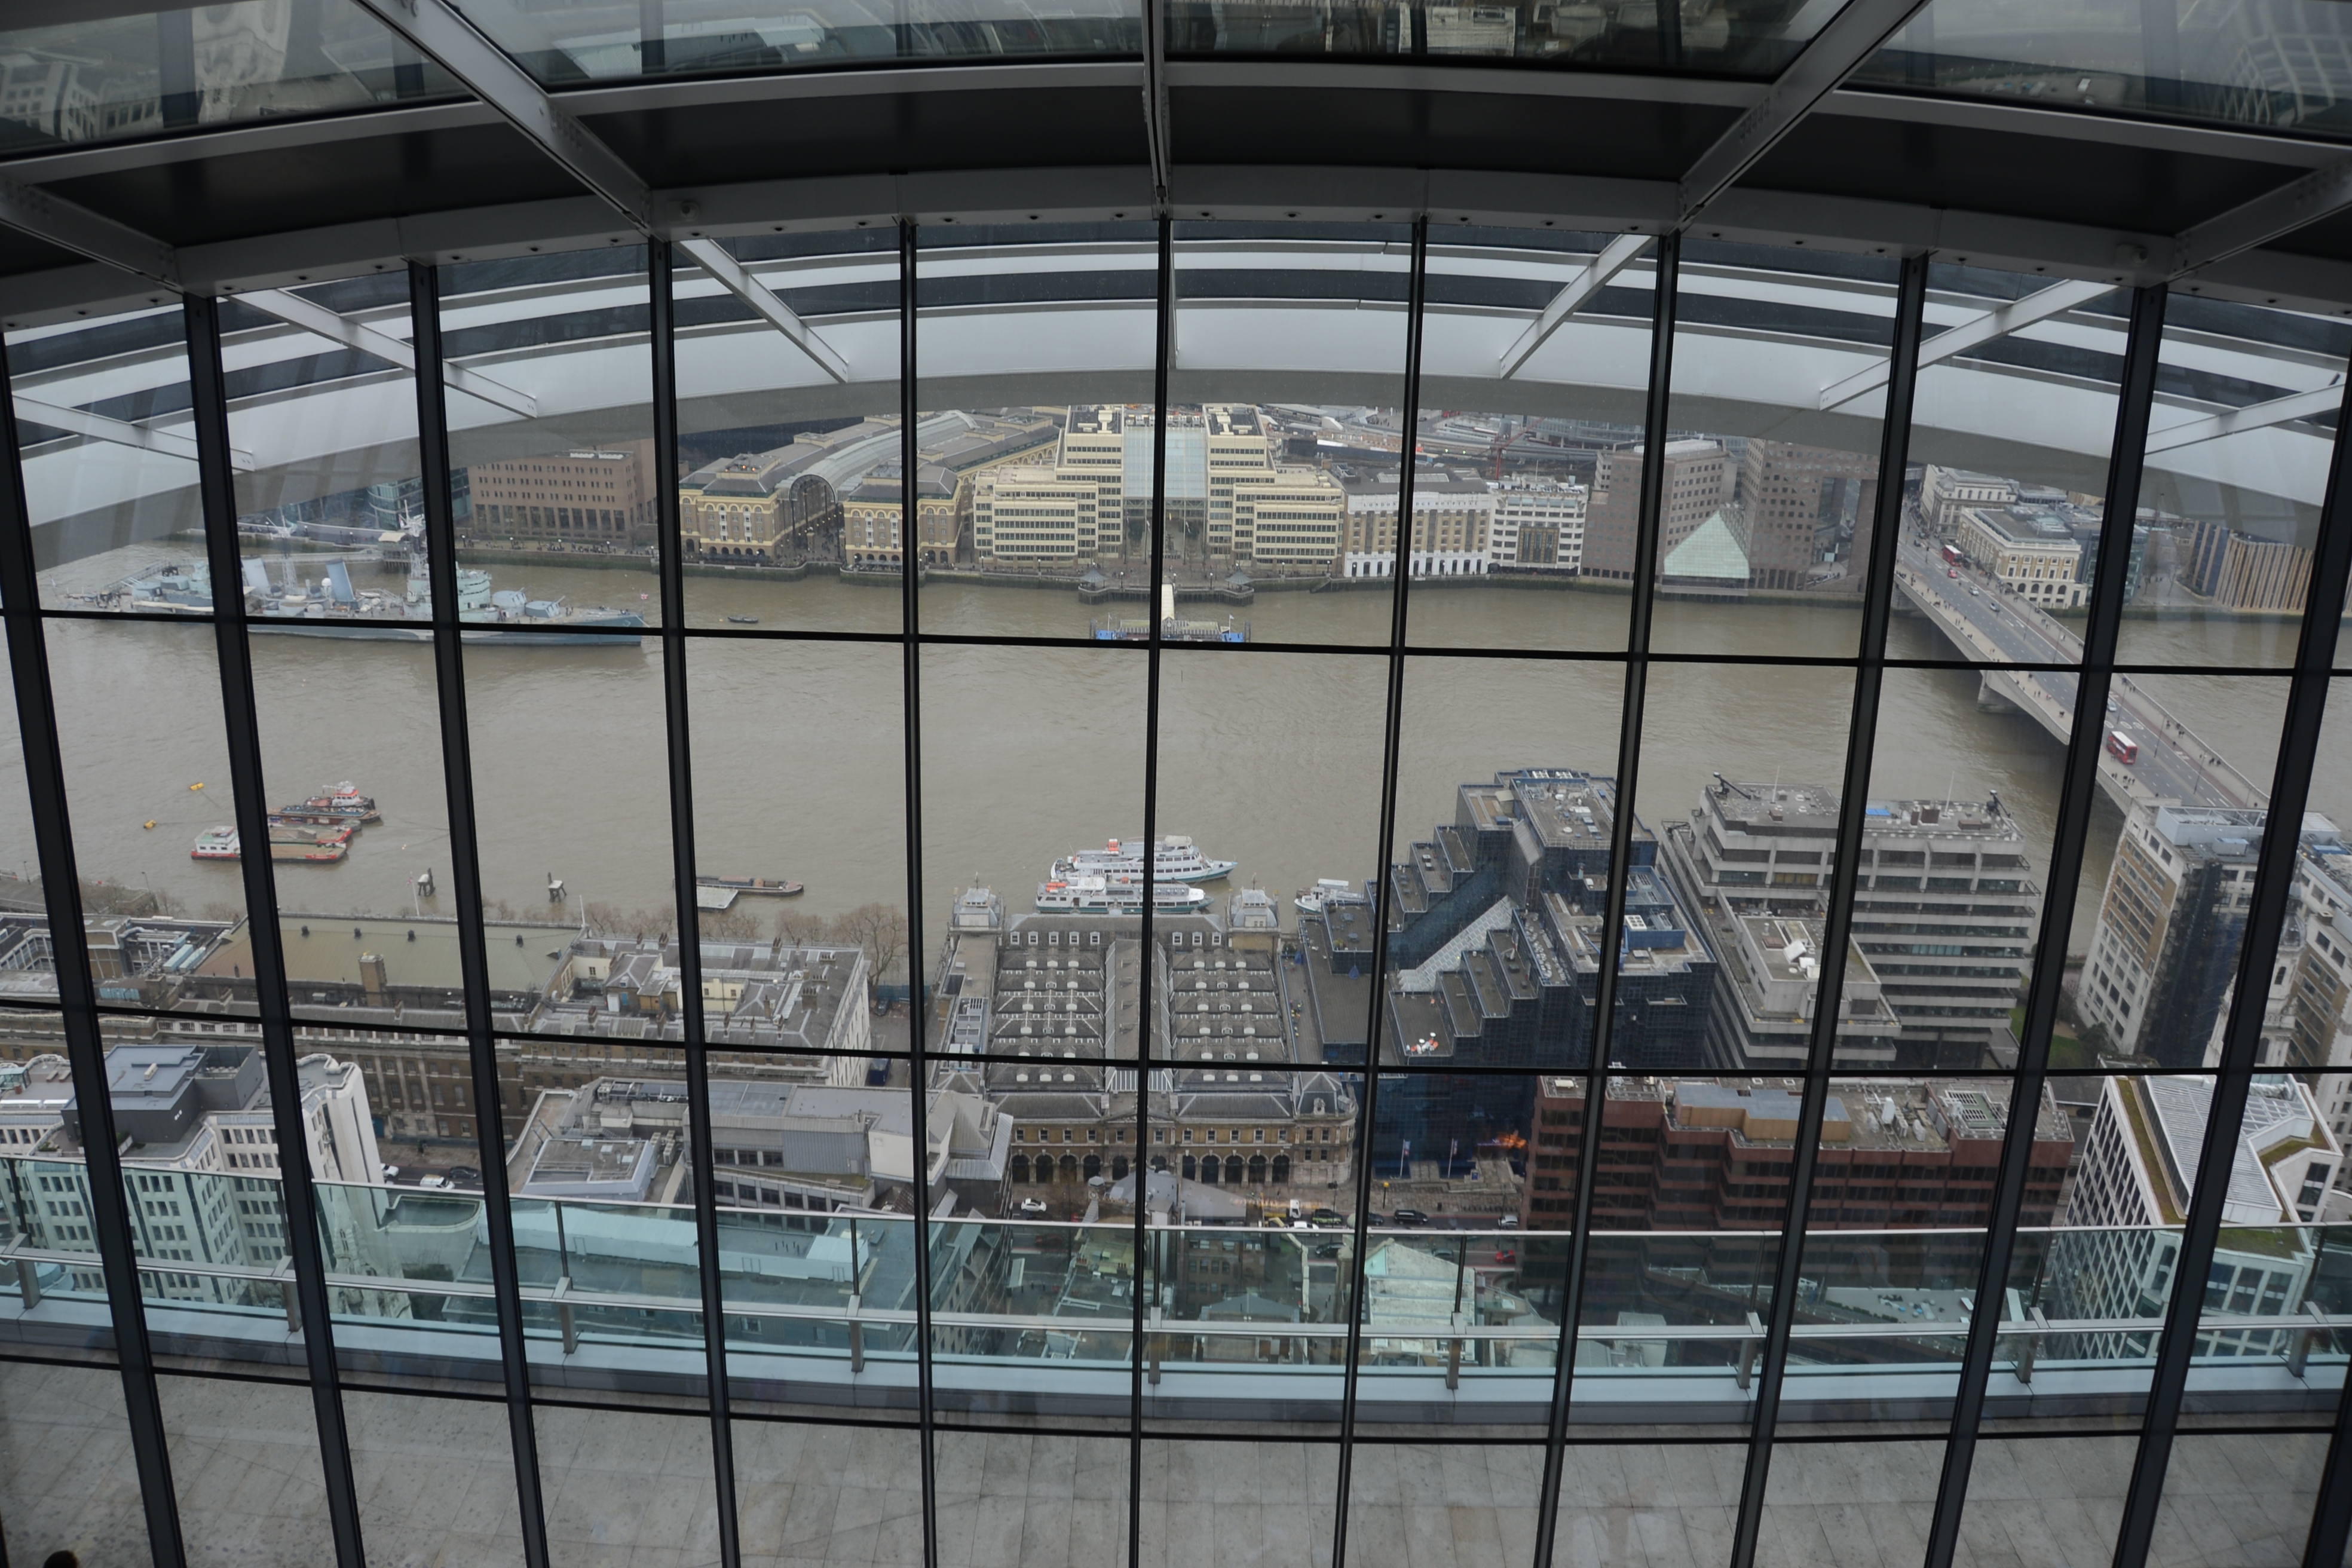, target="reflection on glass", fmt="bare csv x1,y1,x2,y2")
1651,243,1898,659
7,307,203,613
917,224,1160,641
1409,229,1655,654
440,249,662,621
2124,292,2348,668
455,0,1141,82
0,2,457,154
676,229,904,634
1860,0,2352,140
341,1388,526,1565
1895,265,2129,665
0,1361,150,1564
1170,223,1412,646
156,1372,330,1561
223,277,438,624
1166,0,1834,74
